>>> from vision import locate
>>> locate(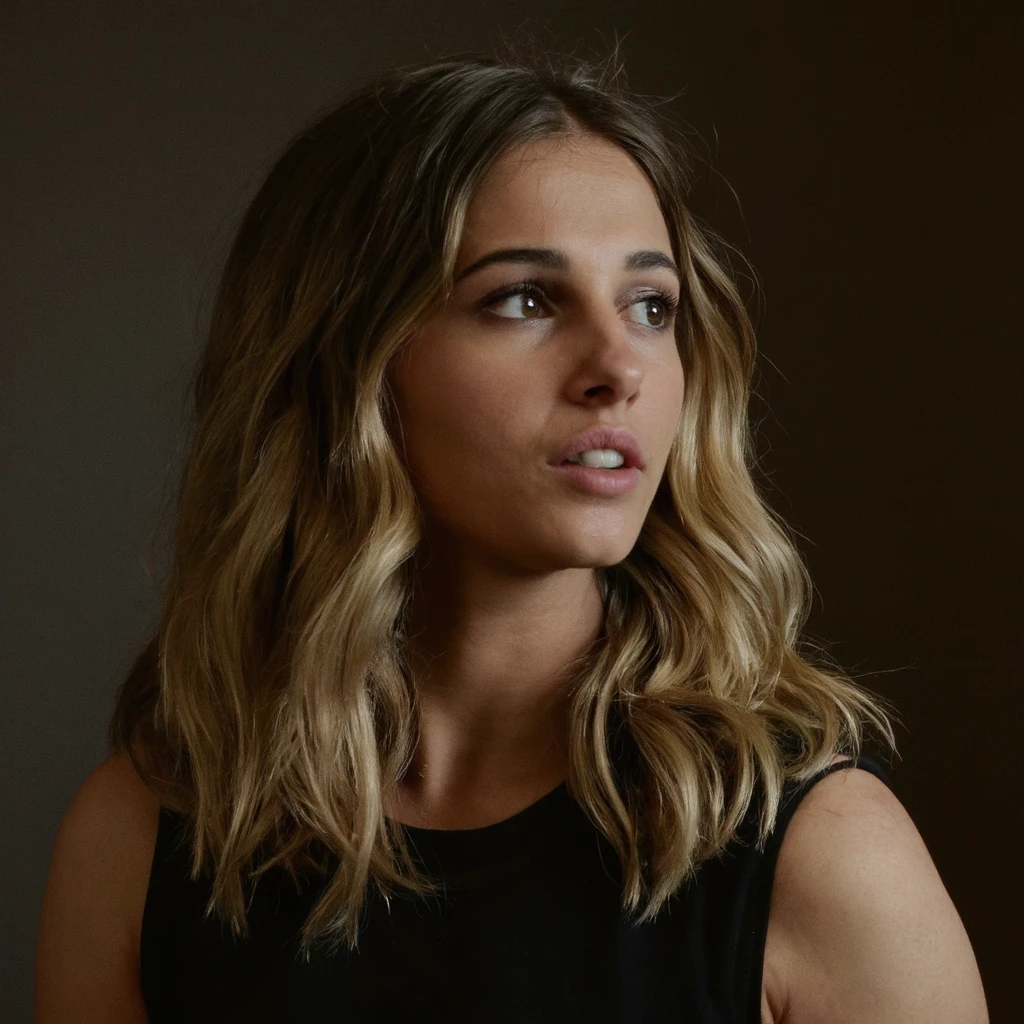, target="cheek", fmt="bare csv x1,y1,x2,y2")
397,362,524,504
637,357,684,474
661,352,685,416
674,365,686,416
416,375,510,456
